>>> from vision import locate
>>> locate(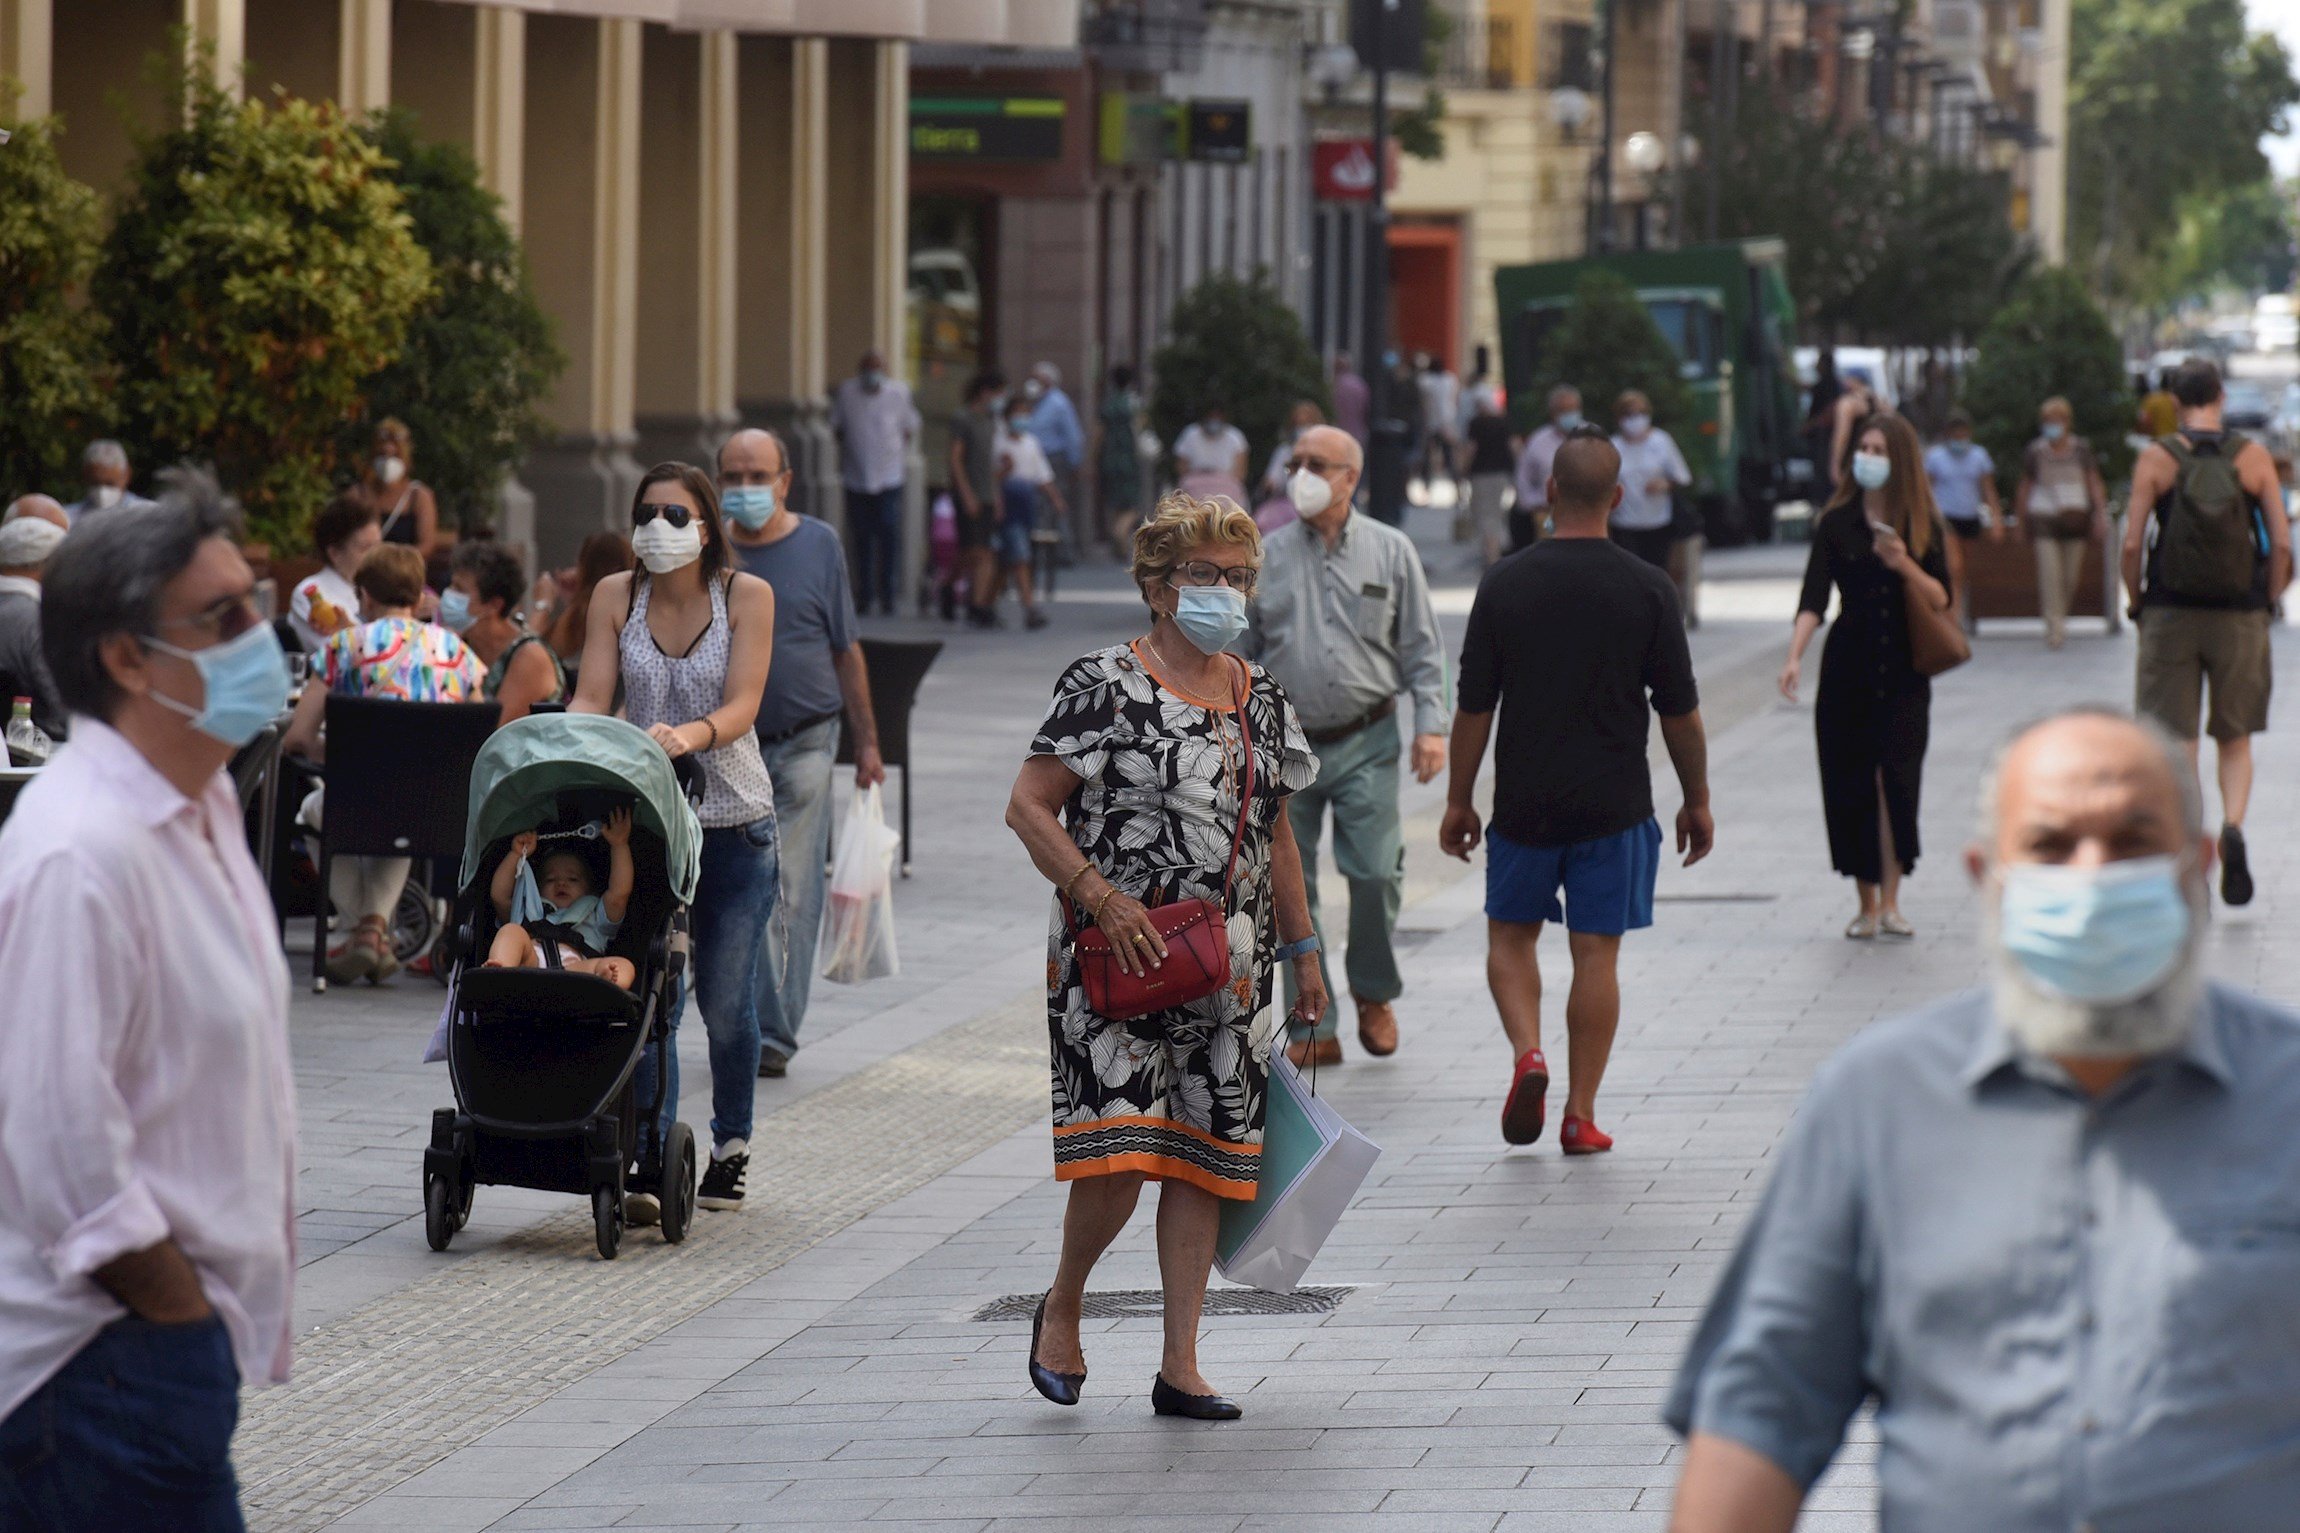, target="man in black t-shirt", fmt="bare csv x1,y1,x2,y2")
1441,431,1714,1155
